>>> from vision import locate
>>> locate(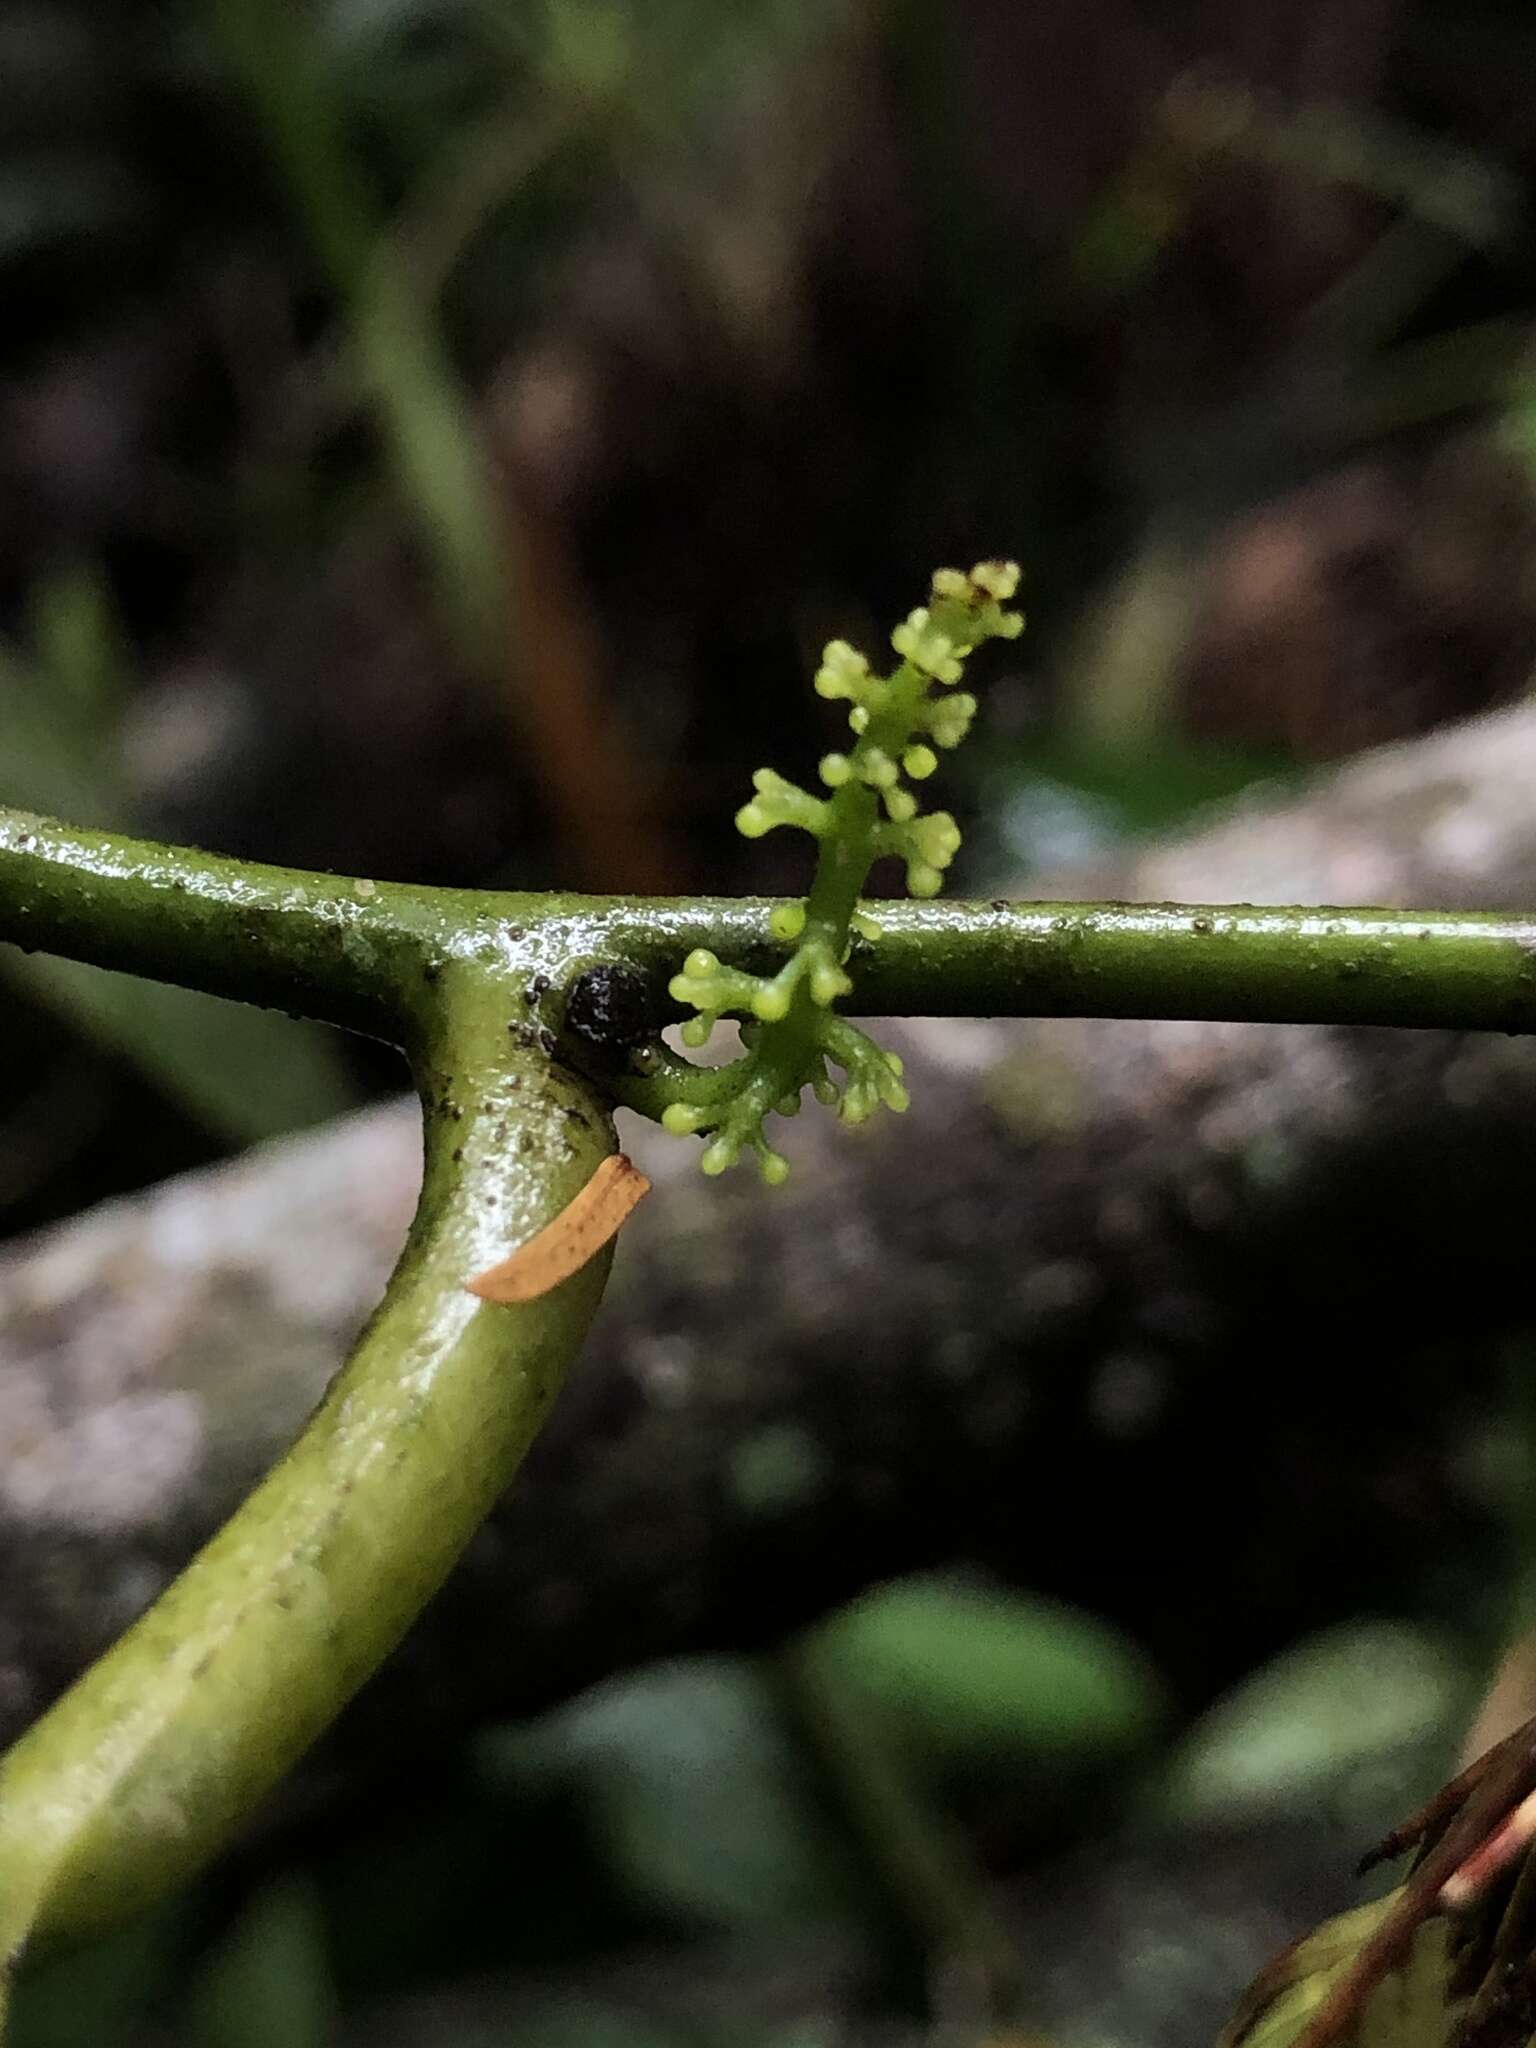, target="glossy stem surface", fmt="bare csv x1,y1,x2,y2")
3,806,1535,1035
0,967,612,1984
